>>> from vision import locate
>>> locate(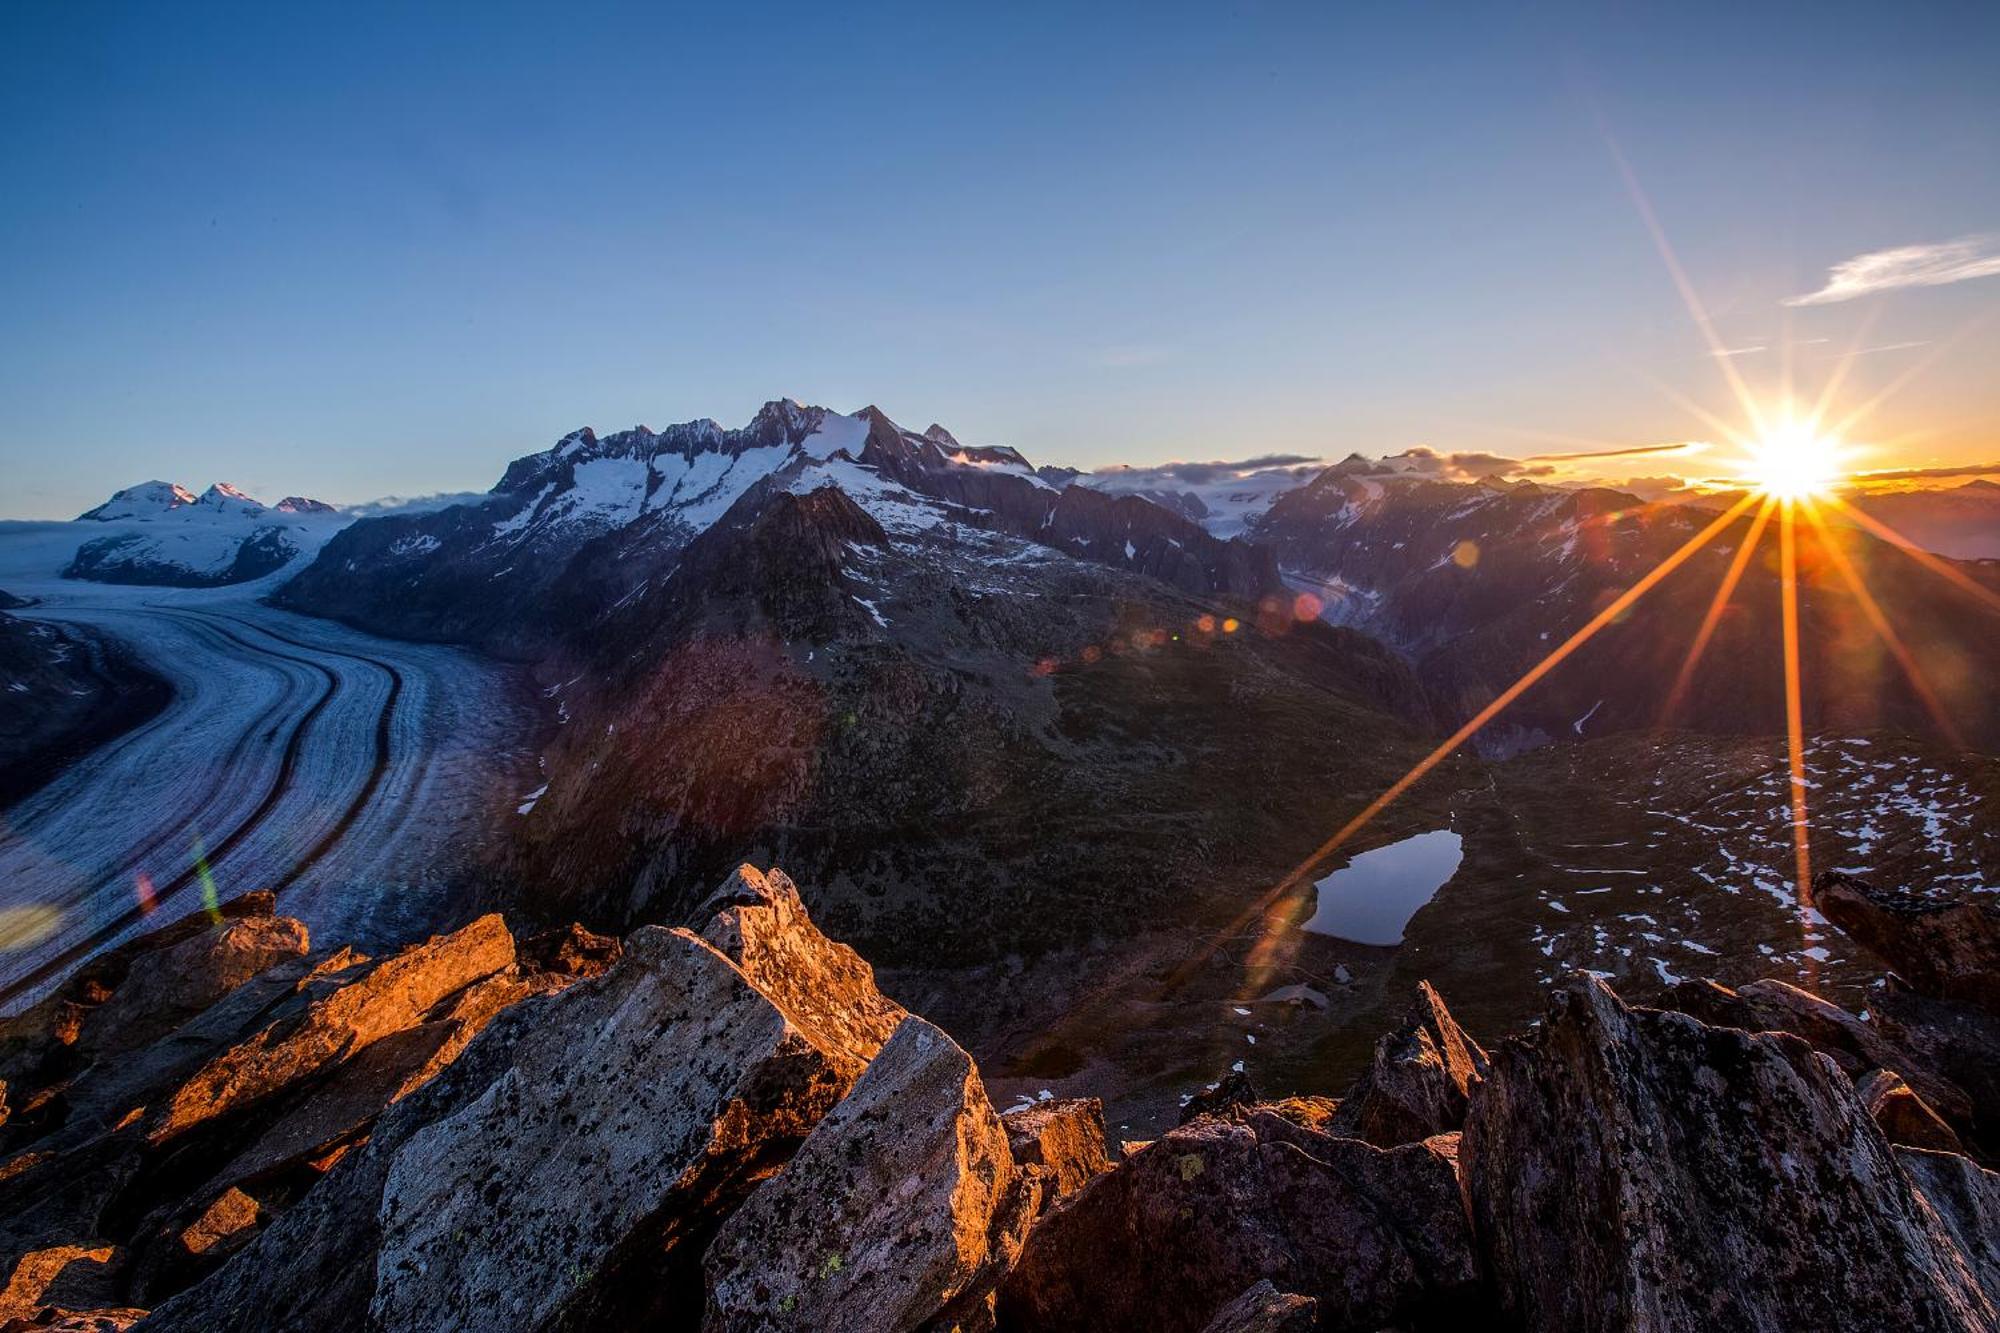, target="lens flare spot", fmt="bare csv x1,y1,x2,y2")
193,837,223,923
1291,592,1323,622
1452,540,1480,569
1221,617,1239,634
0,904,62,952
135,871,157,915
